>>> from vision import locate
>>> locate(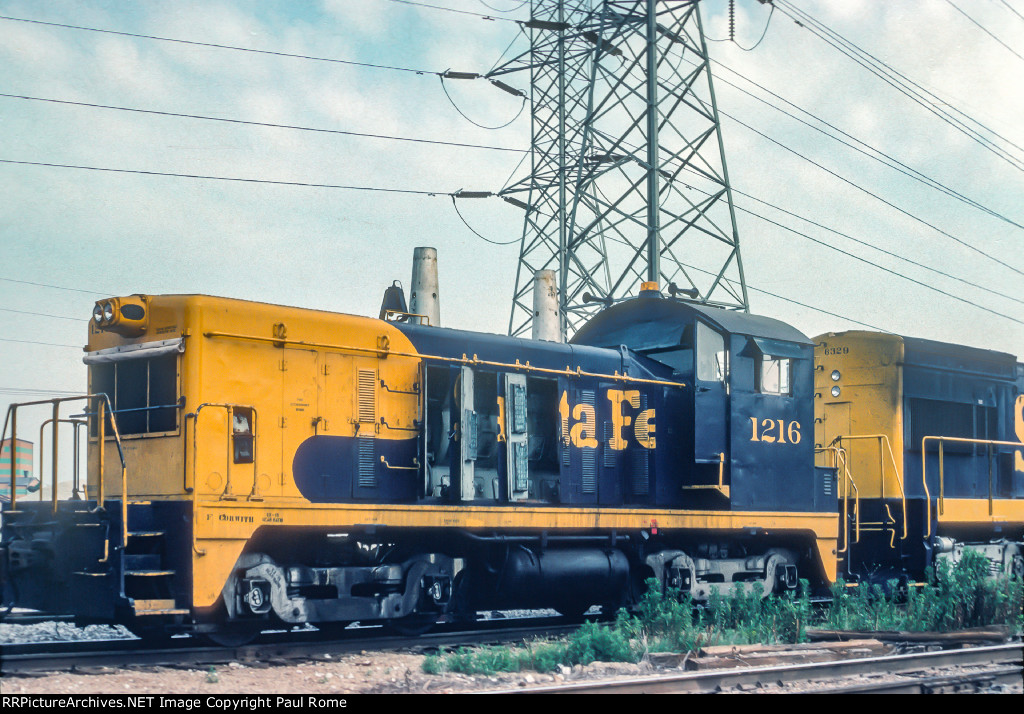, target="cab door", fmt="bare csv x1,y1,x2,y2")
694,321,728,464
